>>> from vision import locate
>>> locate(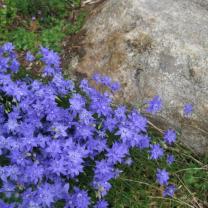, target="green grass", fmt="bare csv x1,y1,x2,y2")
8,28,38,51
